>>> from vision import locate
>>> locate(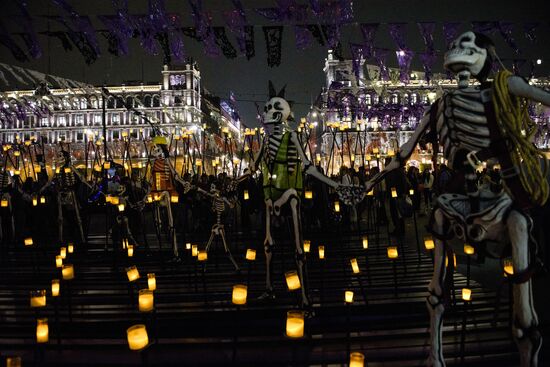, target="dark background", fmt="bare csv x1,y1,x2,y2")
0,0,549,126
